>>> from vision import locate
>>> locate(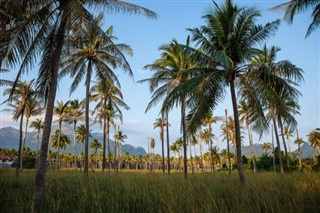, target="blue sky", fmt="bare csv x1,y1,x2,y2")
0,0,319,155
